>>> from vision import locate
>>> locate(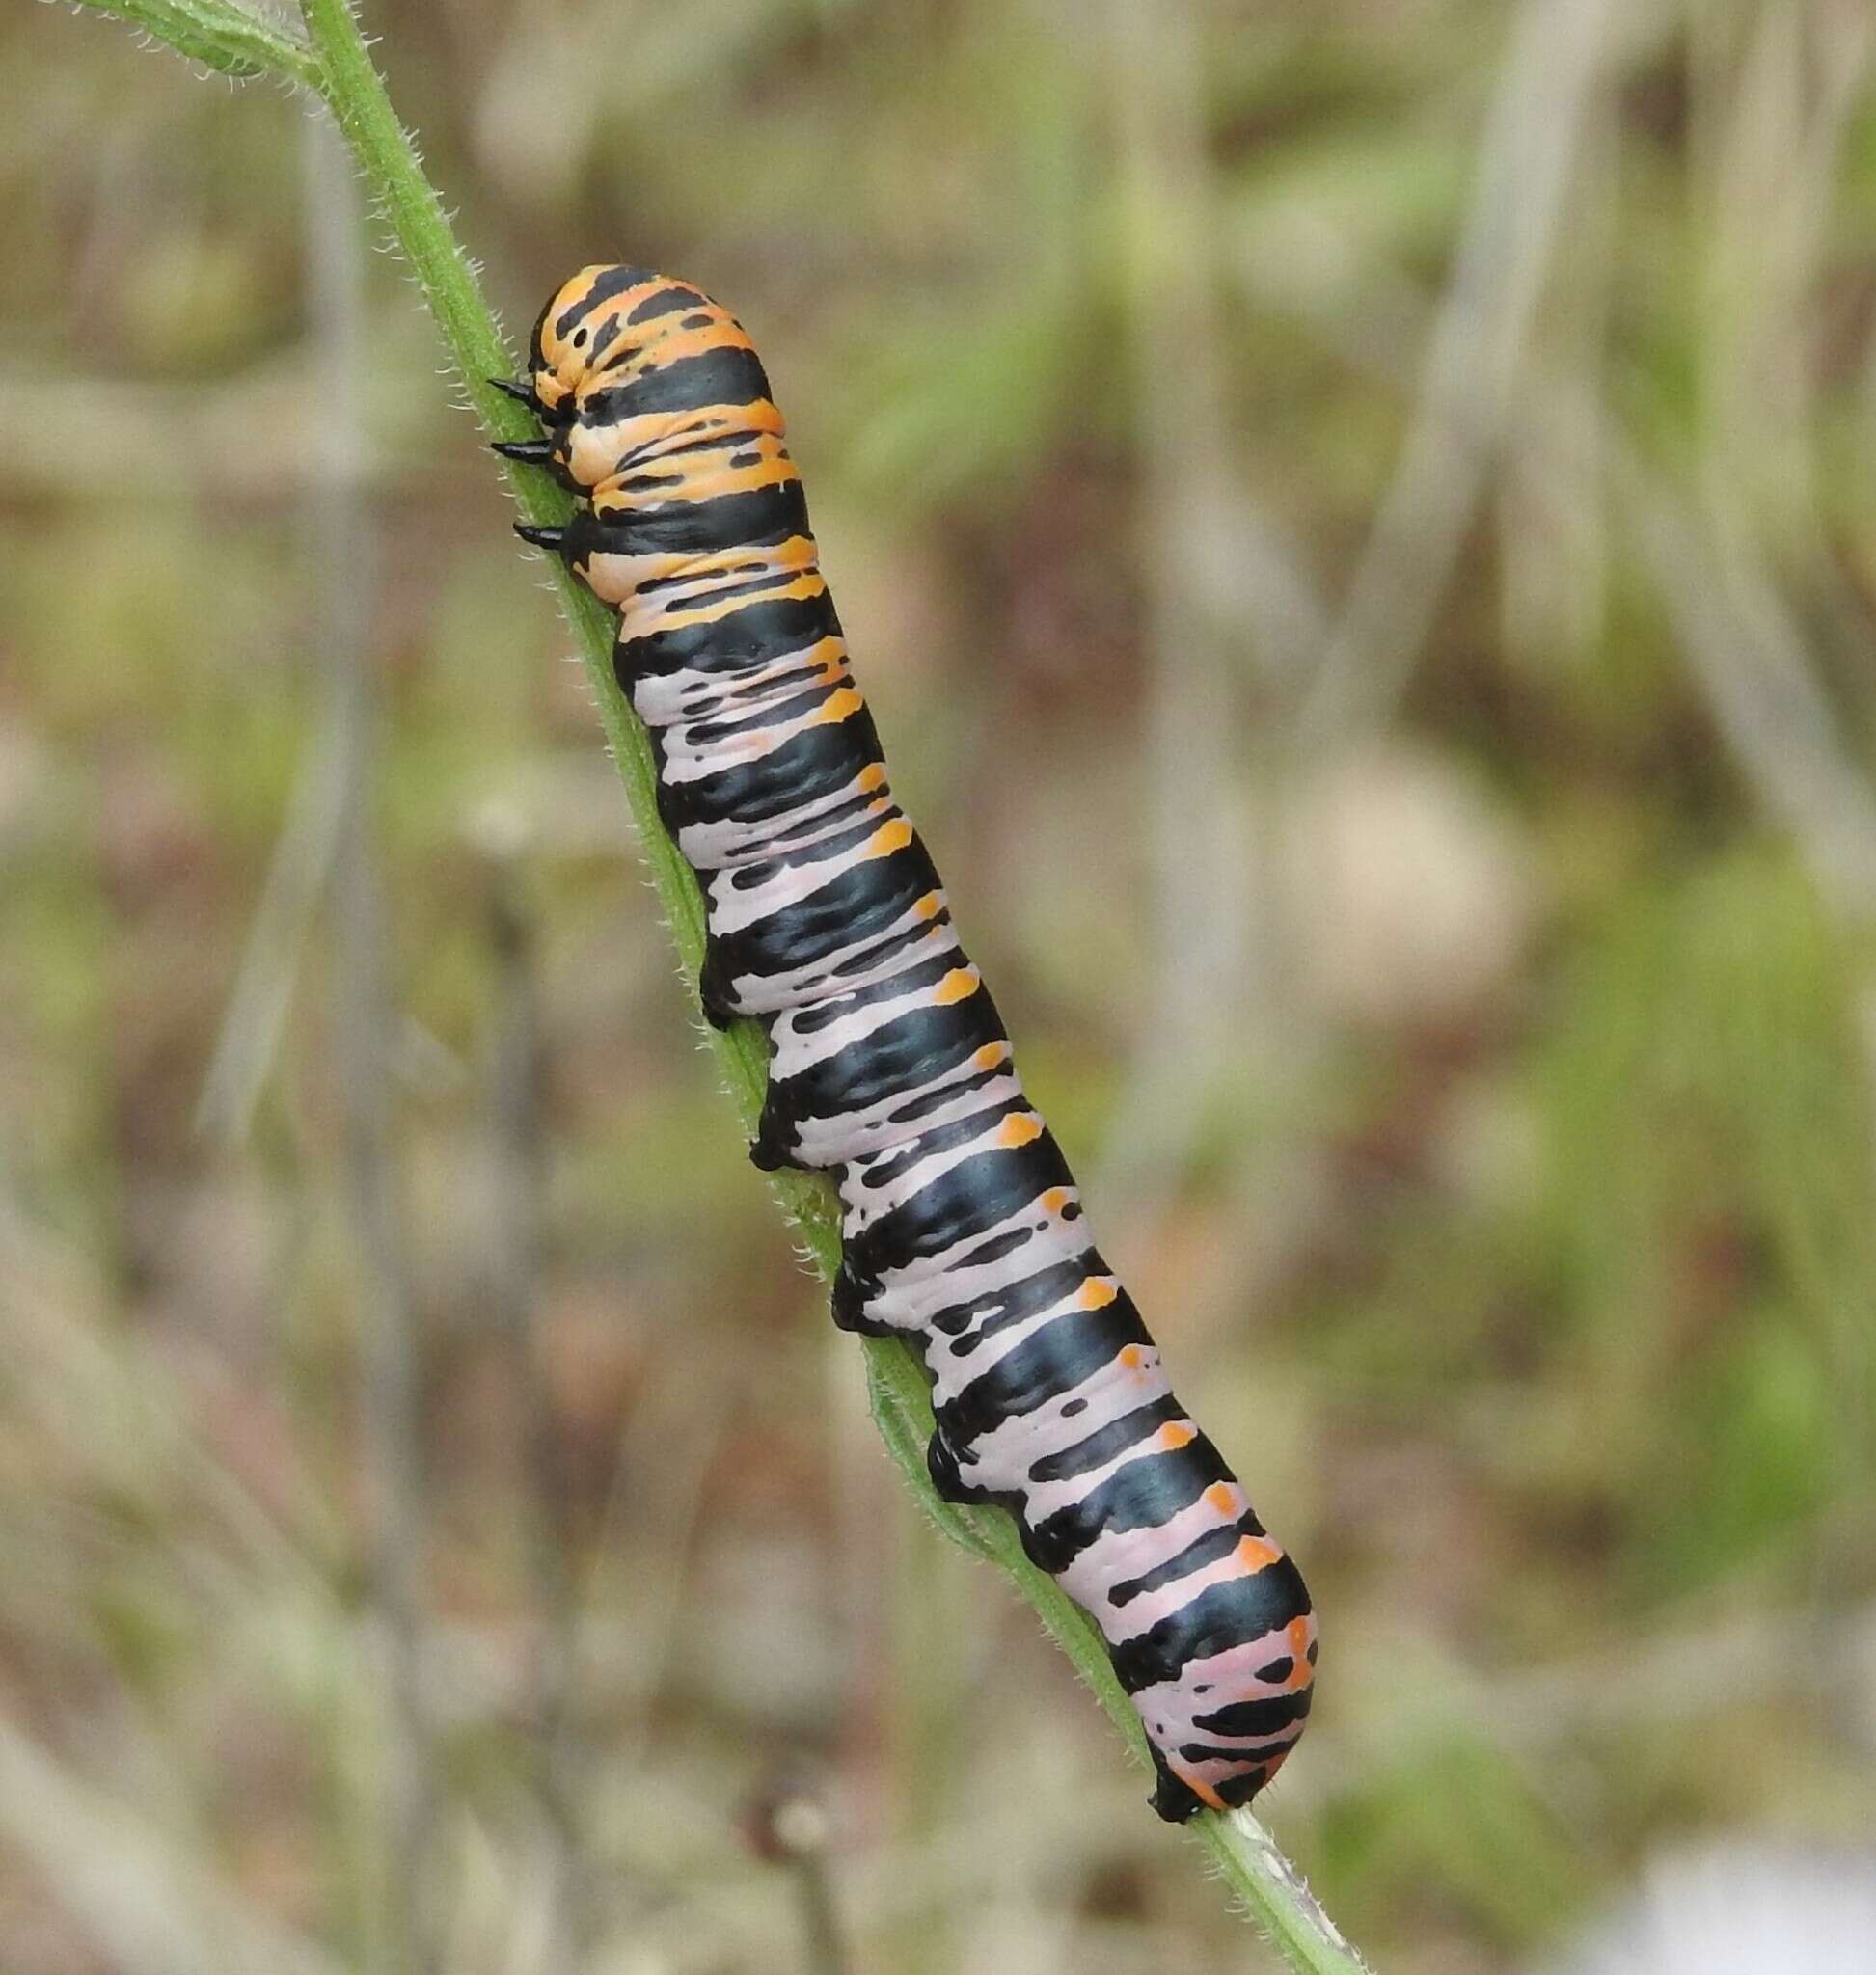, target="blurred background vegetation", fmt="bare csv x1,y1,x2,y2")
4,1,1876,1970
